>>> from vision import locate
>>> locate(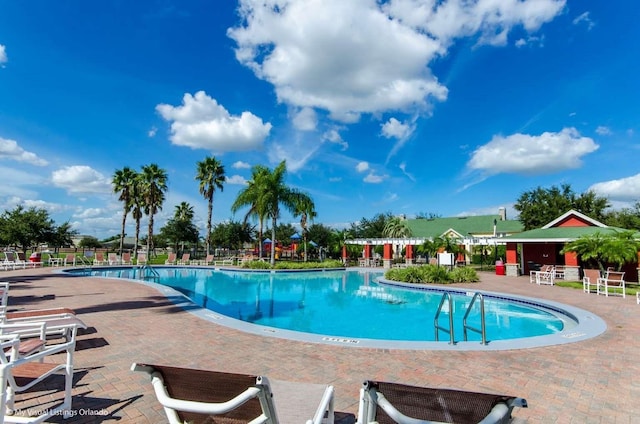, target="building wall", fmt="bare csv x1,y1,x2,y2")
523,243,559,274
556,216,591,227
